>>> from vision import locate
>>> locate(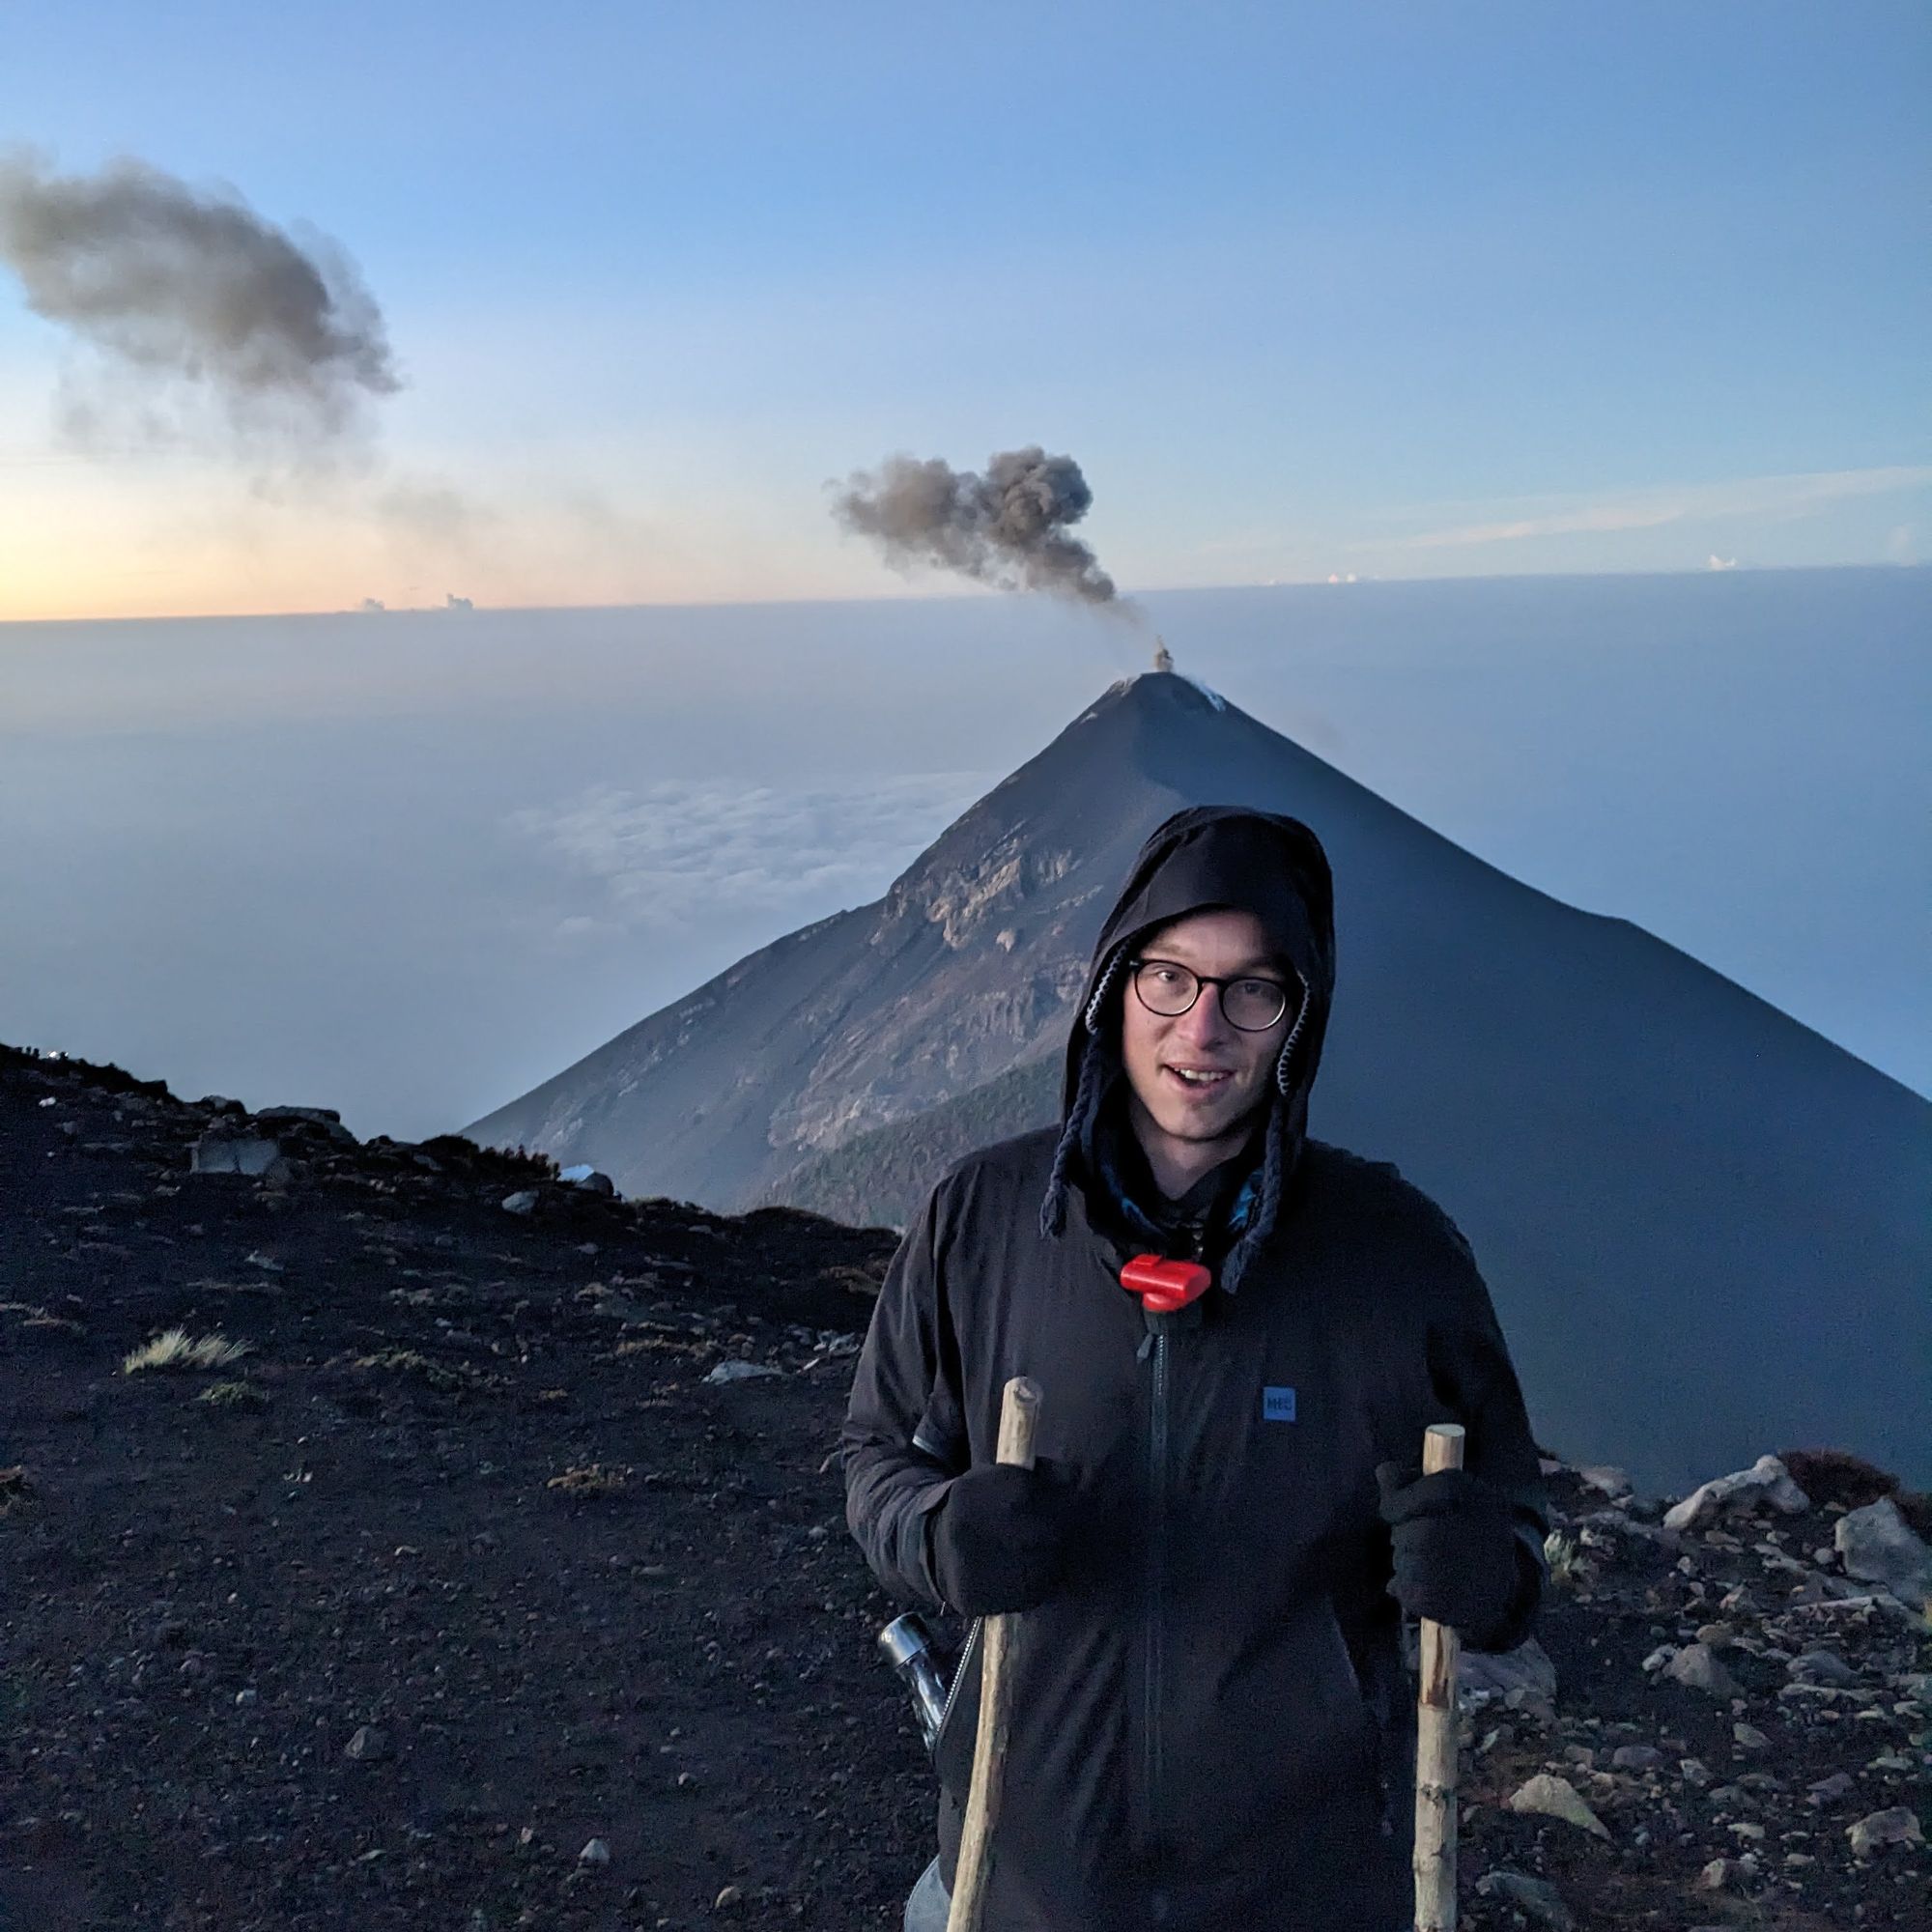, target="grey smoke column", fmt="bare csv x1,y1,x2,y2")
0,154,398,443
835,446,1120,605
